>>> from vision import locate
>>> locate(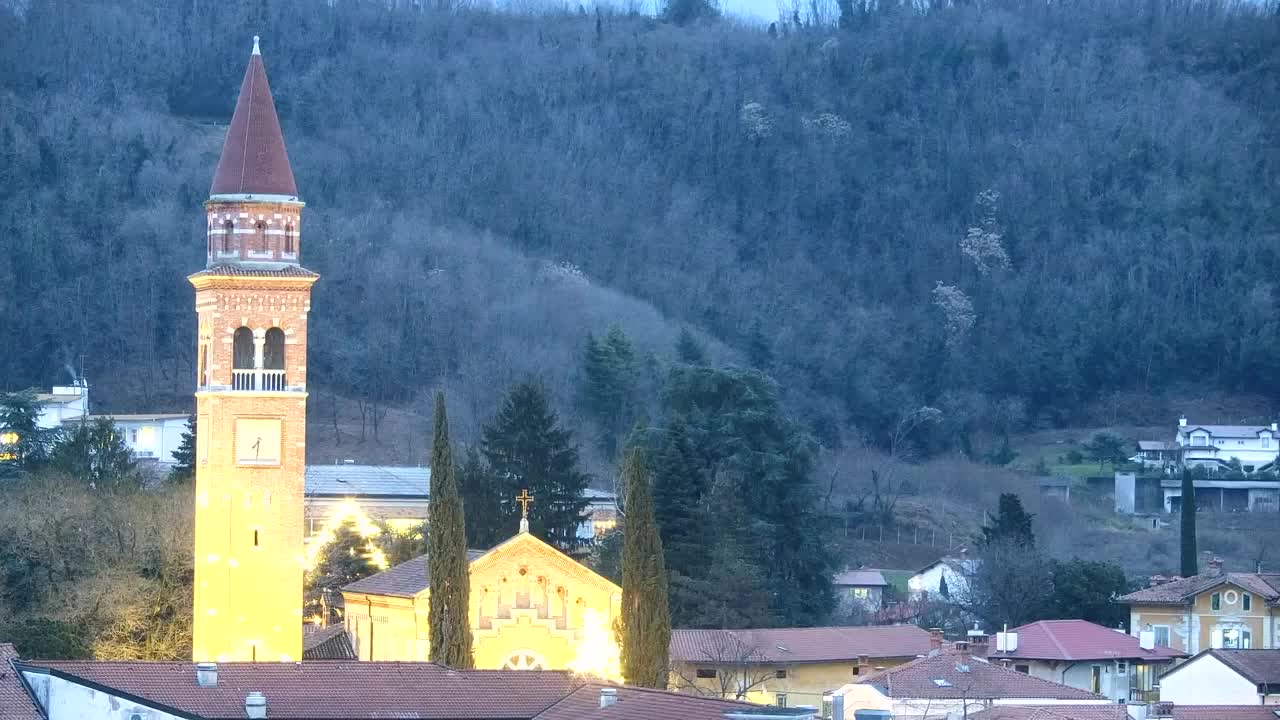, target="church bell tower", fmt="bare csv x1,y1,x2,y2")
190,36,316,662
